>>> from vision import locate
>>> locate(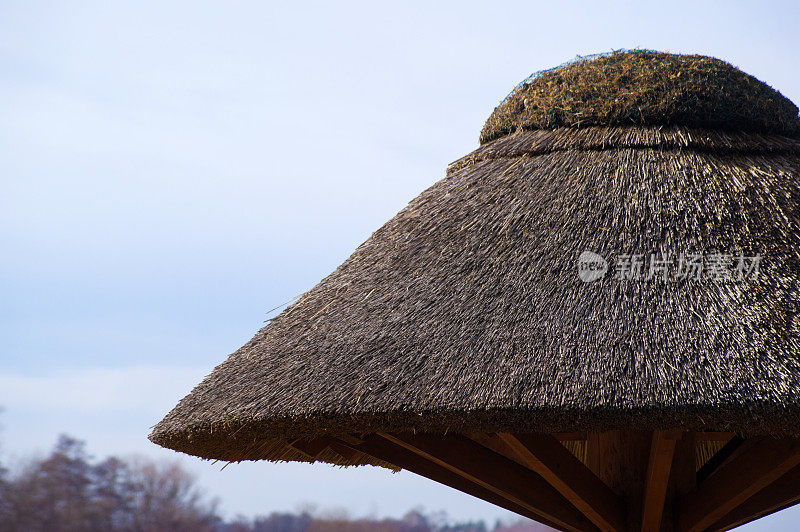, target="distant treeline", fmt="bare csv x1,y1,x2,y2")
222,510,553,532
0,434,553,532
